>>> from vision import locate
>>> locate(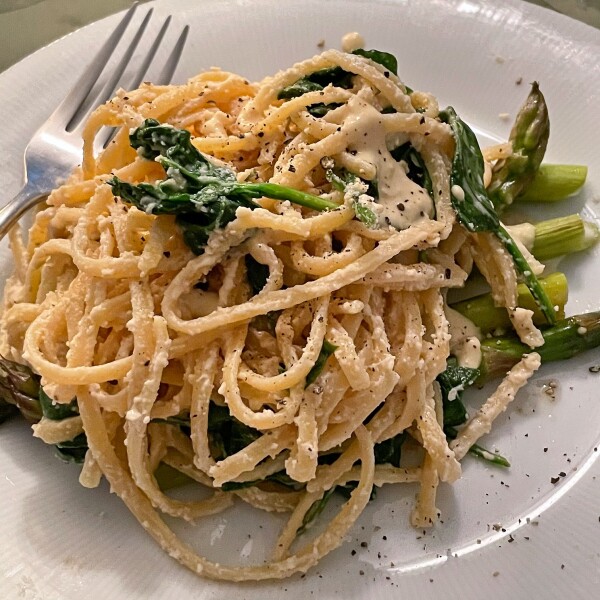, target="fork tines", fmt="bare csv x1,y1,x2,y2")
64,2,189,136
